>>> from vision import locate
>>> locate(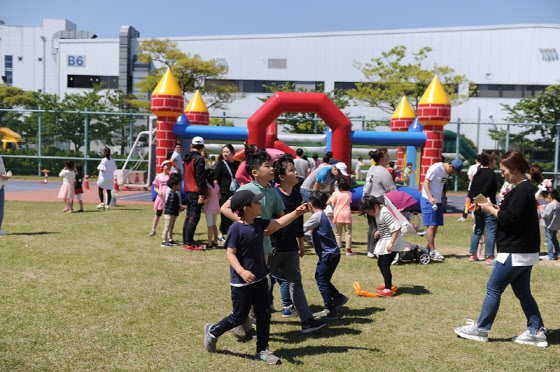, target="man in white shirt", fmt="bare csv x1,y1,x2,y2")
170,143,184,175
293,148,309,188
421,159,464,260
